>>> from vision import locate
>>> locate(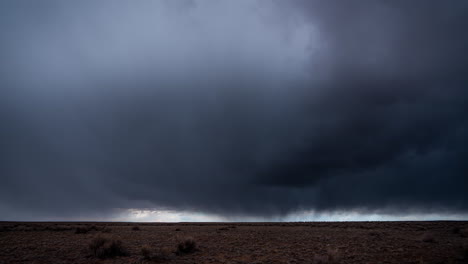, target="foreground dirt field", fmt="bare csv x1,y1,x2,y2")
1,221,467,263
